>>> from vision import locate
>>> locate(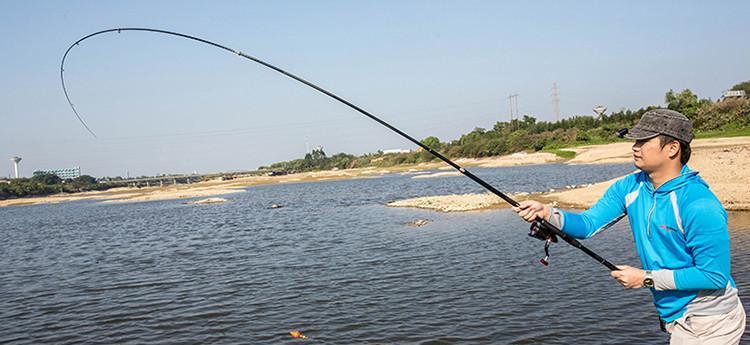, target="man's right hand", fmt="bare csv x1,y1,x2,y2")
512,200,552,223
